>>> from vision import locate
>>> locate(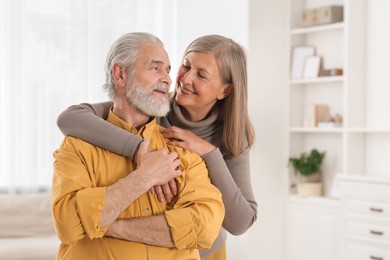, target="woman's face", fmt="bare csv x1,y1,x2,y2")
175,51,230,121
